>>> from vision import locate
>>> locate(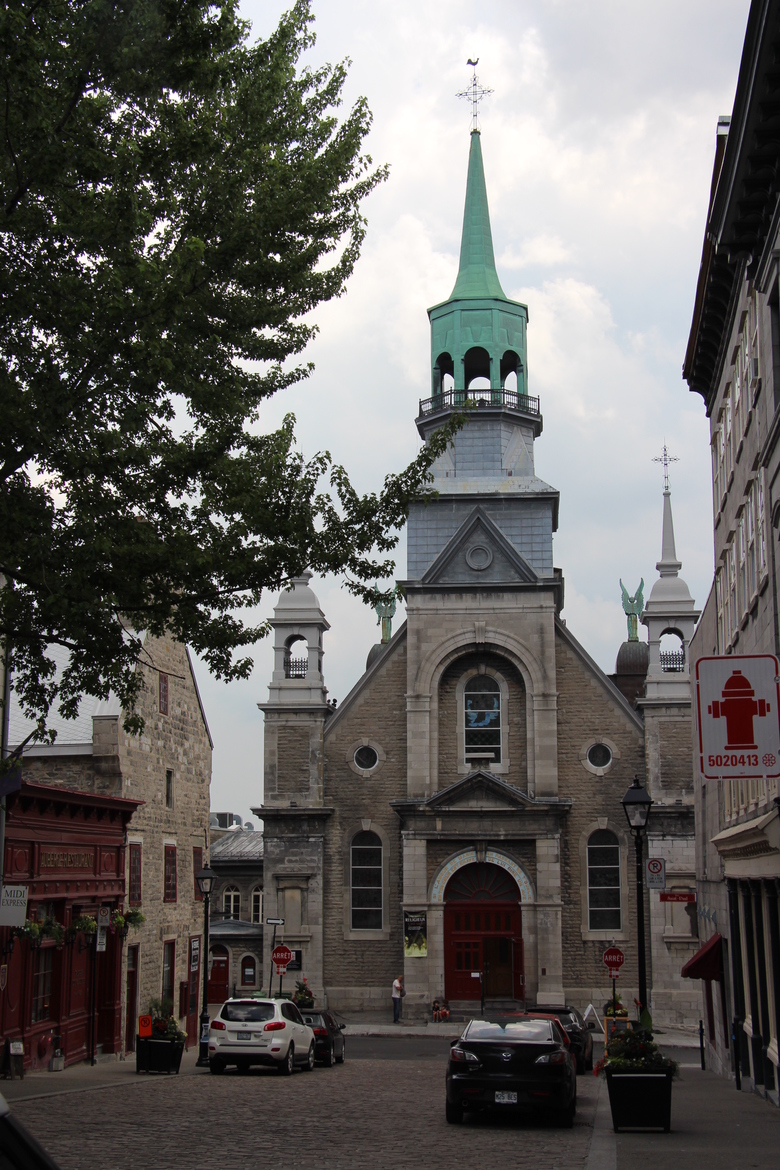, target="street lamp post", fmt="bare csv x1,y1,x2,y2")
621,776,653,1015
195,865,216,1068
